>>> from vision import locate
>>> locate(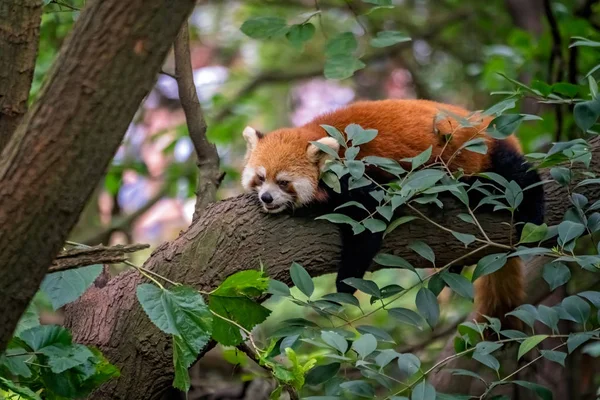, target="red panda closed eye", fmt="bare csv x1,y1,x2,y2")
241,99,544,331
